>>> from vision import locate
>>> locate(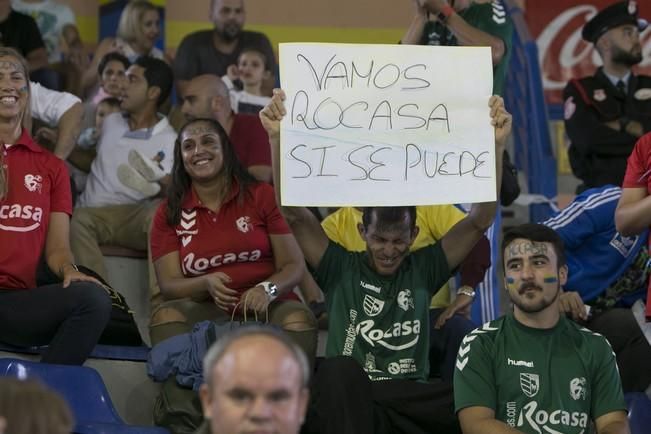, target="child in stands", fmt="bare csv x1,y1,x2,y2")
222,49,271,114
